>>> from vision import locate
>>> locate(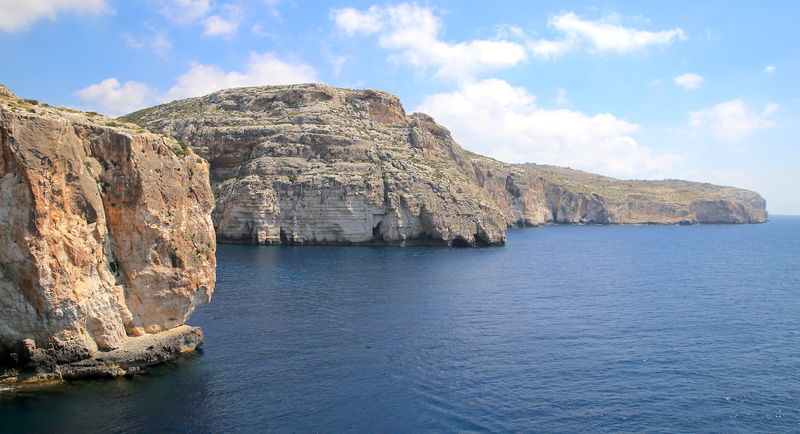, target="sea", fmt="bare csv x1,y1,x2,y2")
1,216,799,432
